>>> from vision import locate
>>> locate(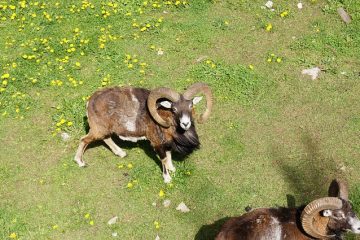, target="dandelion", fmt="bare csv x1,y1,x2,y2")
75,62,81,67
52,224,59,230
84,213,90,219
276,57,282,63
67,121,73,126
127,182,133,188
1,73,10,79
159,189,165,197
248,64,254,70
89,220,94,225
266,23,272,32
280,11,289,18
118,164,124,169
9,233,17,239
154,221,160,229
127,163,133,169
